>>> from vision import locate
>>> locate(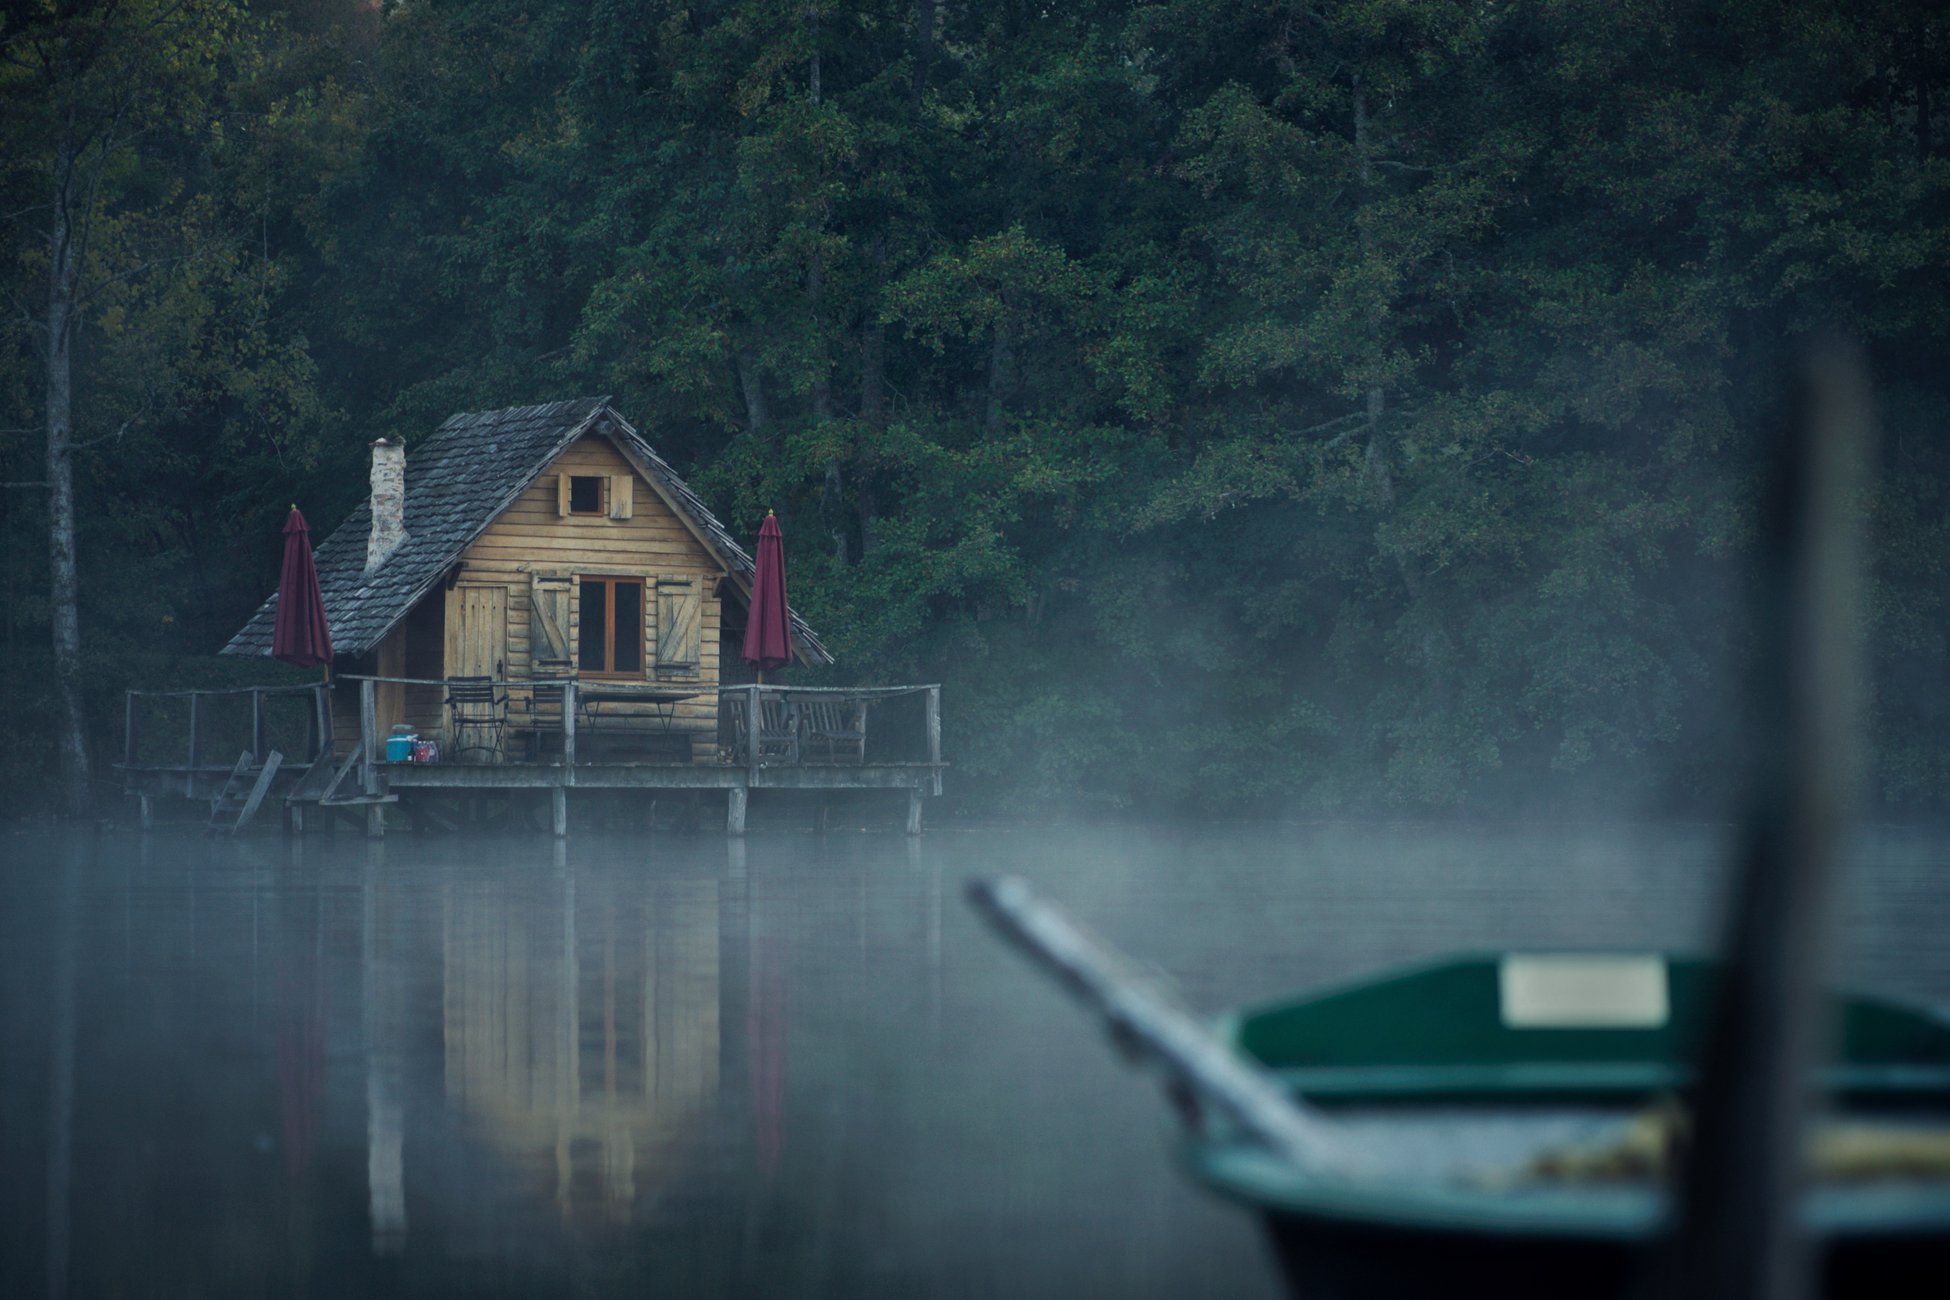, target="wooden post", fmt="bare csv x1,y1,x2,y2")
251,690,266,764
187,692,204,769
314,683,333,760
138,794,153,830
746,685,761,785
726,785,747,836
124,691,137,768
366,803,384,840
926,685,942,796
562,680,577,771
551,785,568,838
360,678,378,796
905,785,924,837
